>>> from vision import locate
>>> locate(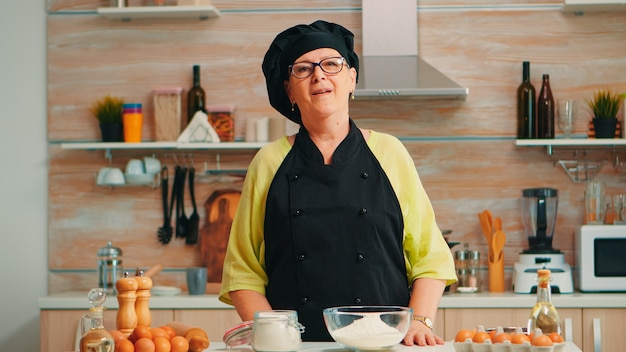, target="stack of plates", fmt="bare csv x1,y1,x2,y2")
151,286,181,296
